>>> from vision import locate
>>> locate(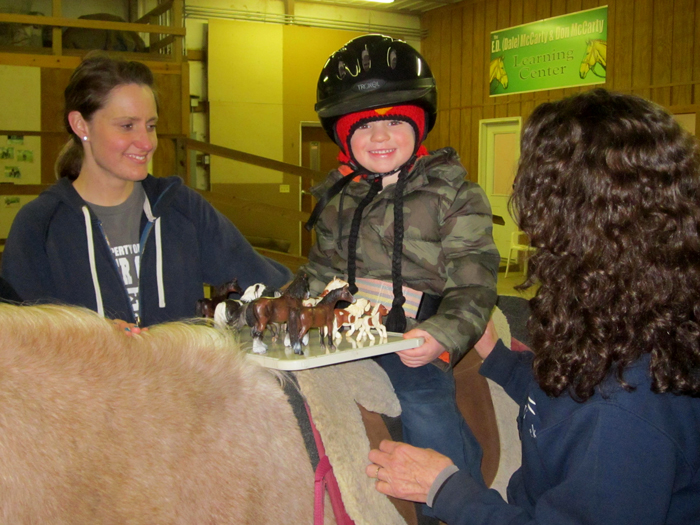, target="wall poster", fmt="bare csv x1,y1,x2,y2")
490,6,608,96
